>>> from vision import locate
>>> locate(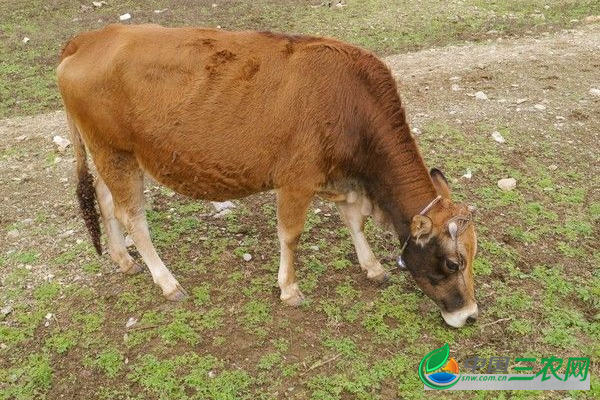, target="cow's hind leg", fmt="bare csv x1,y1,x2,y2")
95,177,142,275
276,188,313,306
96,150,187,301
336,199,389,282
